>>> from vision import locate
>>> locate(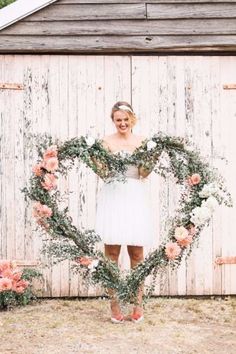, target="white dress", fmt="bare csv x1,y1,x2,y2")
95,153,156,247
